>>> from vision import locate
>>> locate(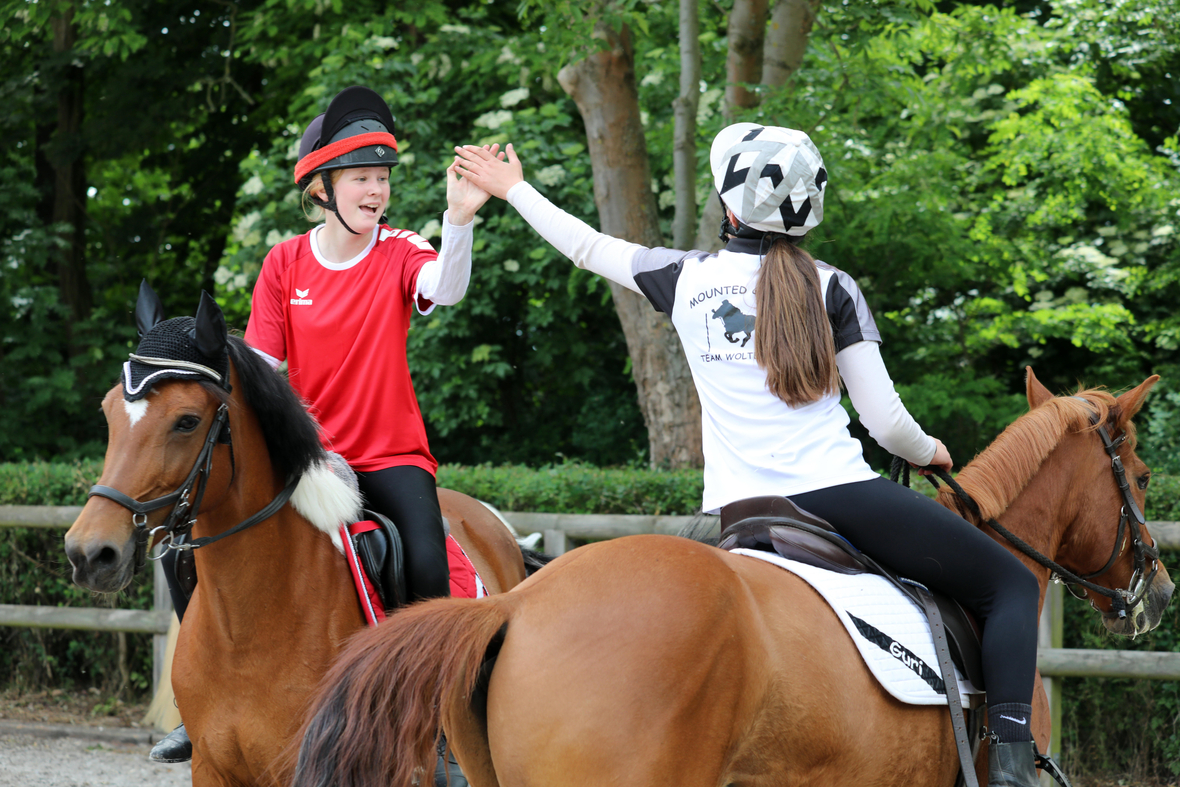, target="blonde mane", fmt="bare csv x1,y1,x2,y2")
937,388,1133,521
